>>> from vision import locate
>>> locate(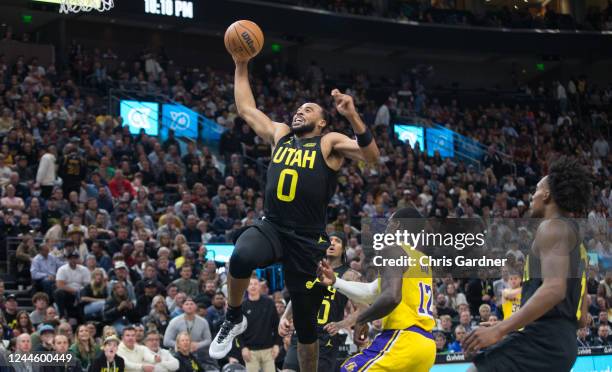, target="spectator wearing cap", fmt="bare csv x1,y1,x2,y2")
171,265,198,298
118,325,157,372
31,243,62,298
134,263,165,298
90,335,125,372
163,297,212,365
239,277,279,372
29,292,50,327
136,280,160,319
143,330,179,372
35,145,57,199
81,268,109,321
54,250,91,320
109,261,136,301
4,294,19,328
35,323,56,352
